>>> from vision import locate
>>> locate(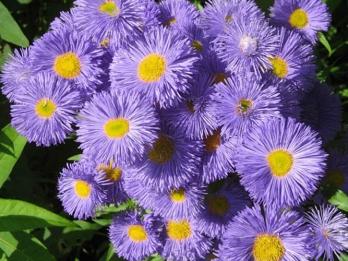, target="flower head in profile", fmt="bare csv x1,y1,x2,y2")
110,27,198,108
11,73,81,146
236,117,327,207
218,205,311,260
77,89,159,164
109,211,164,261
270,0,331,44
306,205,348,261
58,161,107,219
